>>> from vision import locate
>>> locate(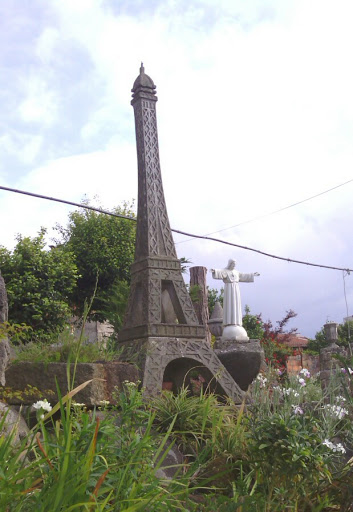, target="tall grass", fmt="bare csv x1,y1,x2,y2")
0,349,352,510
